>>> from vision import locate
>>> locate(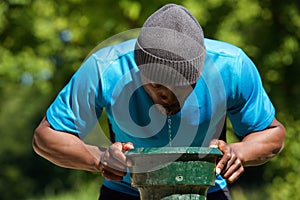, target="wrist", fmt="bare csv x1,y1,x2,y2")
228,142,246,165
85,145,106,172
